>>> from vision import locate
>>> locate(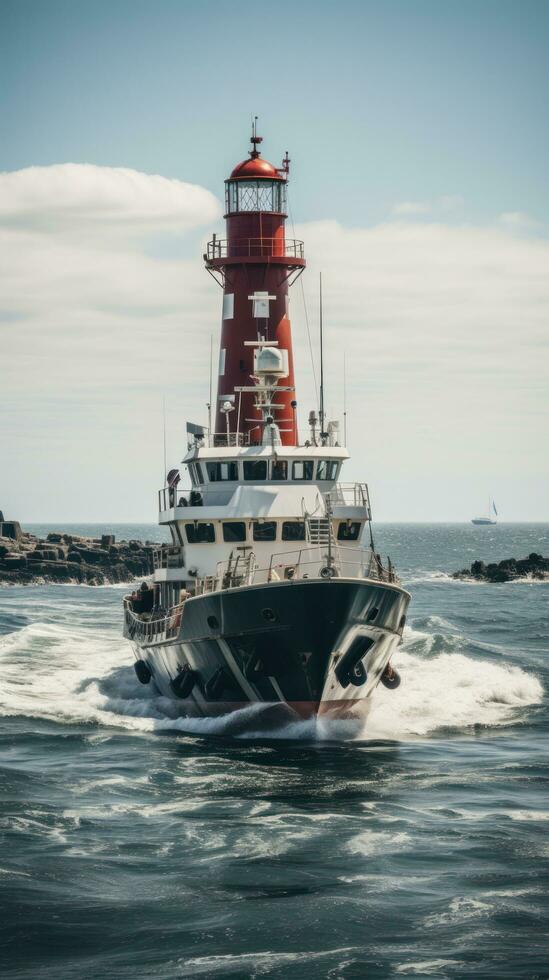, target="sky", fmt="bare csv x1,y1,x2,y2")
1,0,548,522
